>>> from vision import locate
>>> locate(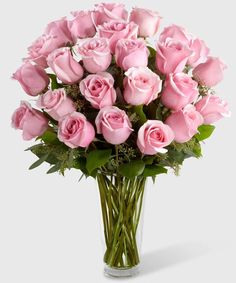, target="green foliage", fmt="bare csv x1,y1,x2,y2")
118,160,145,178
195,125,215,141
86,149,112,174
143,165,167,177
48,74,61,90
29,153,49,170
